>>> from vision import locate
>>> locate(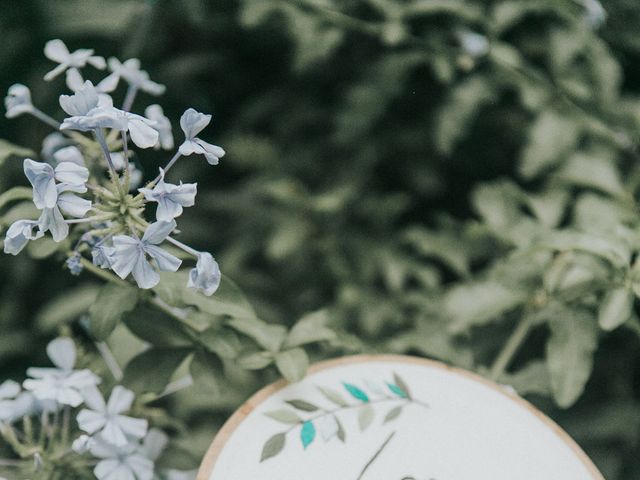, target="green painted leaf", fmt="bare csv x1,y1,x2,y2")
335,416,346,442
358,404,374,431
260,433,286,462
318,386,348,407
264,409,302,424
343,383,369,402
286,399,319,412
393,372,412,399
300,421,316,449
384,405,403,423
